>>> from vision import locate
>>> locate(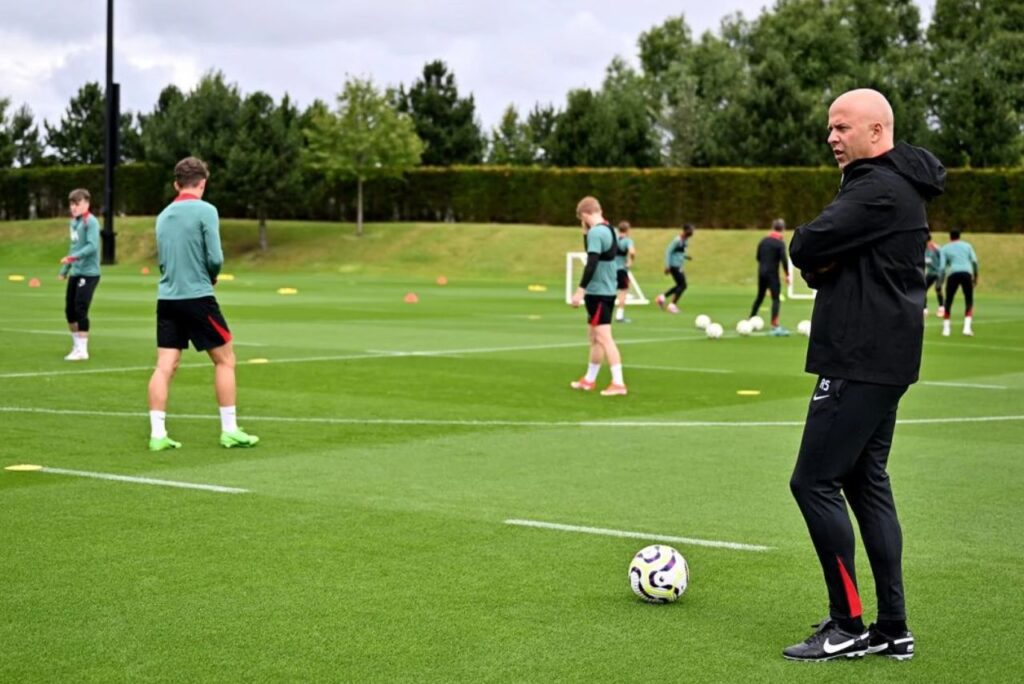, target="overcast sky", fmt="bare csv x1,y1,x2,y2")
2,1,934,131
